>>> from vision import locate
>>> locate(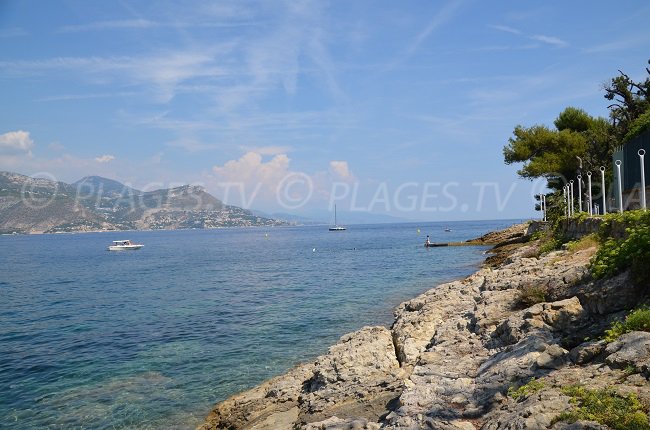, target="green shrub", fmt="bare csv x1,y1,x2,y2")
624,109,650,143
507,377,545,400
538,237,564,254
591,211,650,282
530,213,571,256
604,307,650,342
597,210,650,241
555,385,650,430
529,230,545,241
571,211,591,223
